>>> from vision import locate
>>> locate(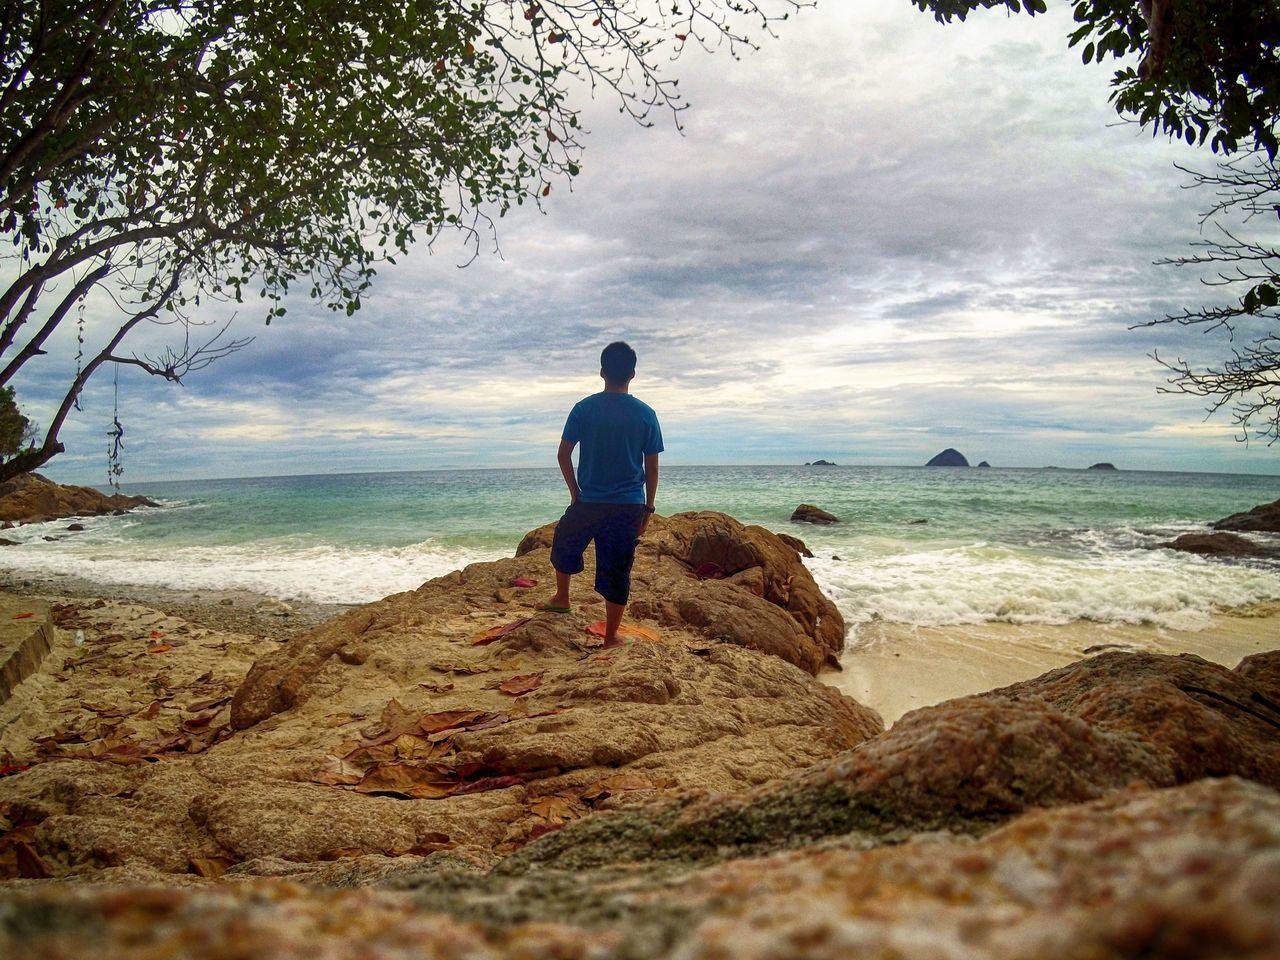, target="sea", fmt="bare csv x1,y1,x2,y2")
3,466,1279,638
